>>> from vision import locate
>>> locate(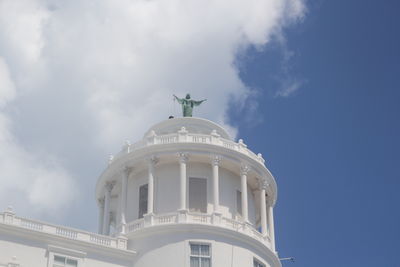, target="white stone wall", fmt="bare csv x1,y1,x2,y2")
119,162,257,225
129,230,273,267
155,164,181,214
0,231,132,267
